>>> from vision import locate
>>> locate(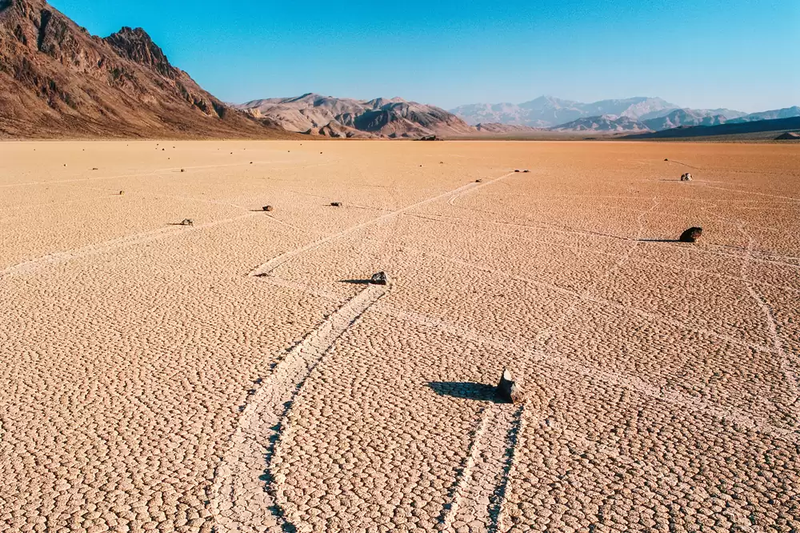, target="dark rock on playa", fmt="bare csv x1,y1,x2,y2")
679,227,703,243
331,202,342,207
262,205,274,212
370,272,389,286
497,368,524,404
180,219,194,227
